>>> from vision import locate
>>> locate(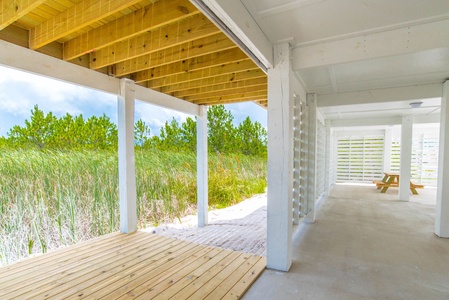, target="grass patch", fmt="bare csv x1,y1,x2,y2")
0,149,266,266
